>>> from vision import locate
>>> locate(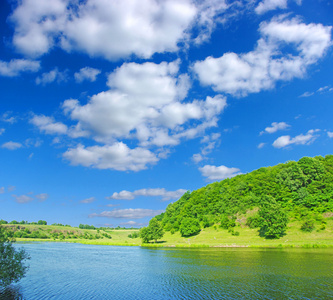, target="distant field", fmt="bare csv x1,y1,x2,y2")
5,218,333,248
